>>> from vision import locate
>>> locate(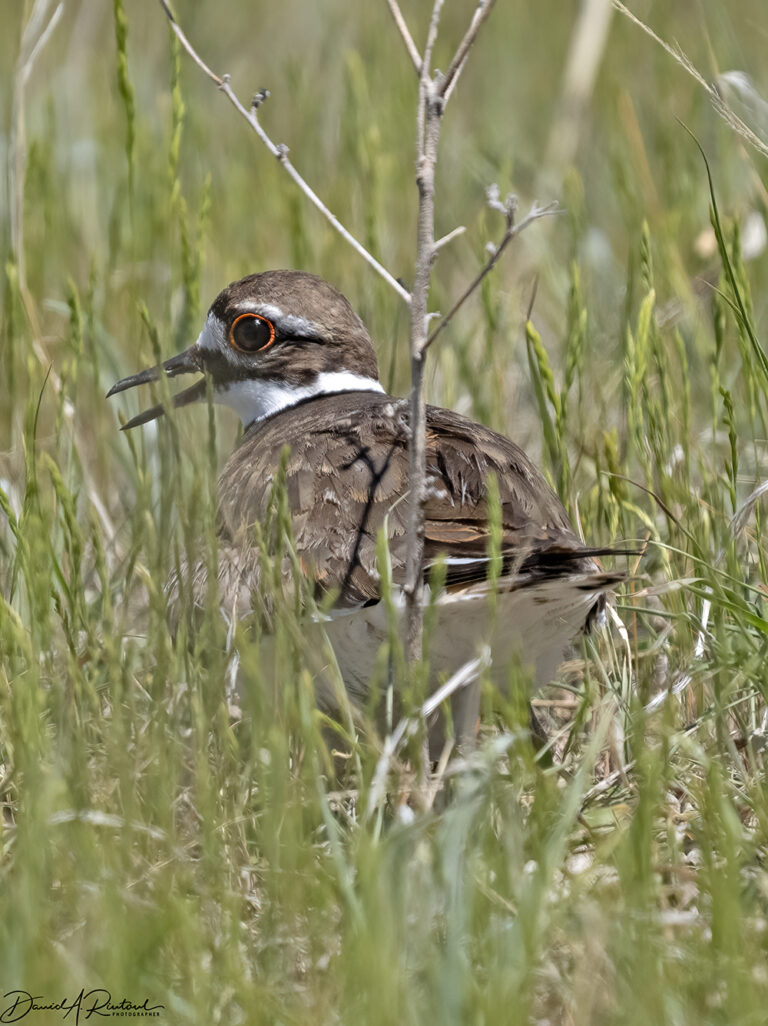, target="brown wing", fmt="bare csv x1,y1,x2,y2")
420,406,598,587
212,392,601,613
